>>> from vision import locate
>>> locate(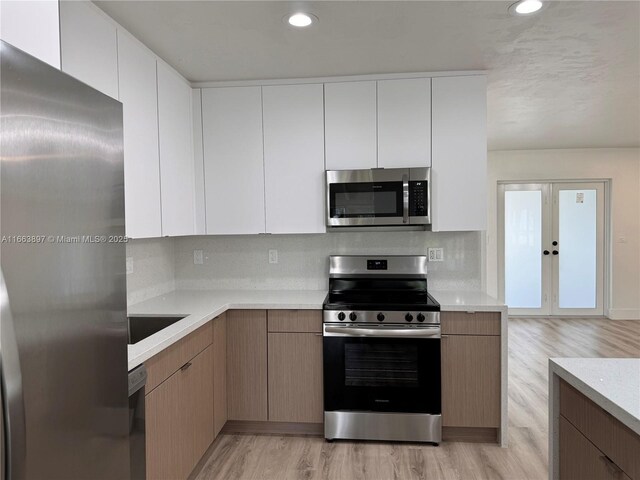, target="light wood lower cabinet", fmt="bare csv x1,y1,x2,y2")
226,310,268,421
441,334,500,428
146,345,214,480
560,416,632,480
212,313,227,437
268,332,323,423
559,380,639,480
